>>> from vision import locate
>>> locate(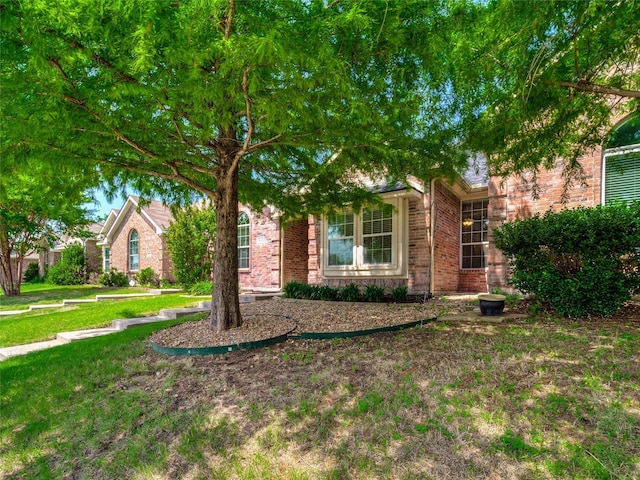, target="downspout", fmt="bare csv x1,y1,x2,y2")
279,222,284,291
